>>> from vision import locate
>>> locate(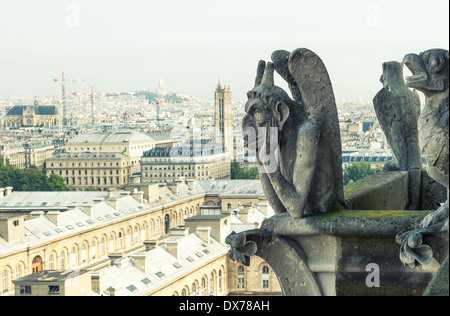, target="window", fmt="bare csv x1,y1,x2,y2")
48,285,60,294
262,266,270,289
13,220,19,226
2,270,8,292
20,286,32,295
126,285,137,293
237,266,245,289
